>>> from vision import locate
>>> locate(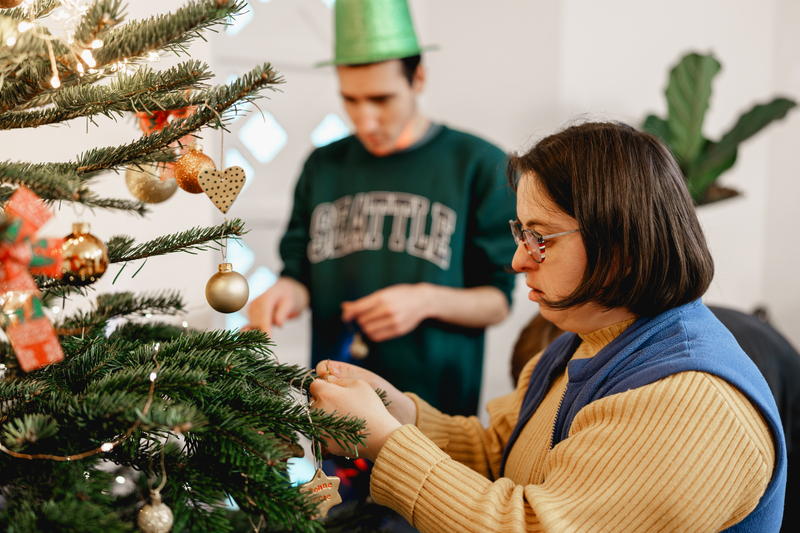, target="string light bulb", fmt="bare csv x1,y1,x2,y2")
100,443,114,452
18,22,33,33
91,39,103,49
81,49,96,68
6,37,16,47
